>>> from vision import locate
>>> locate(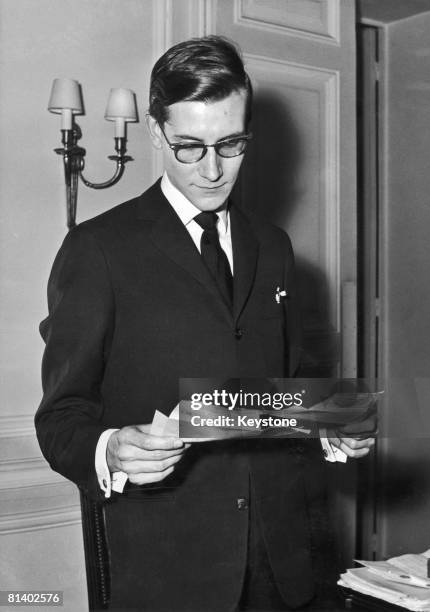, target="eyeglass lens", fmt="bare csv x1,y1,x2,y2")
176,139,248,163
